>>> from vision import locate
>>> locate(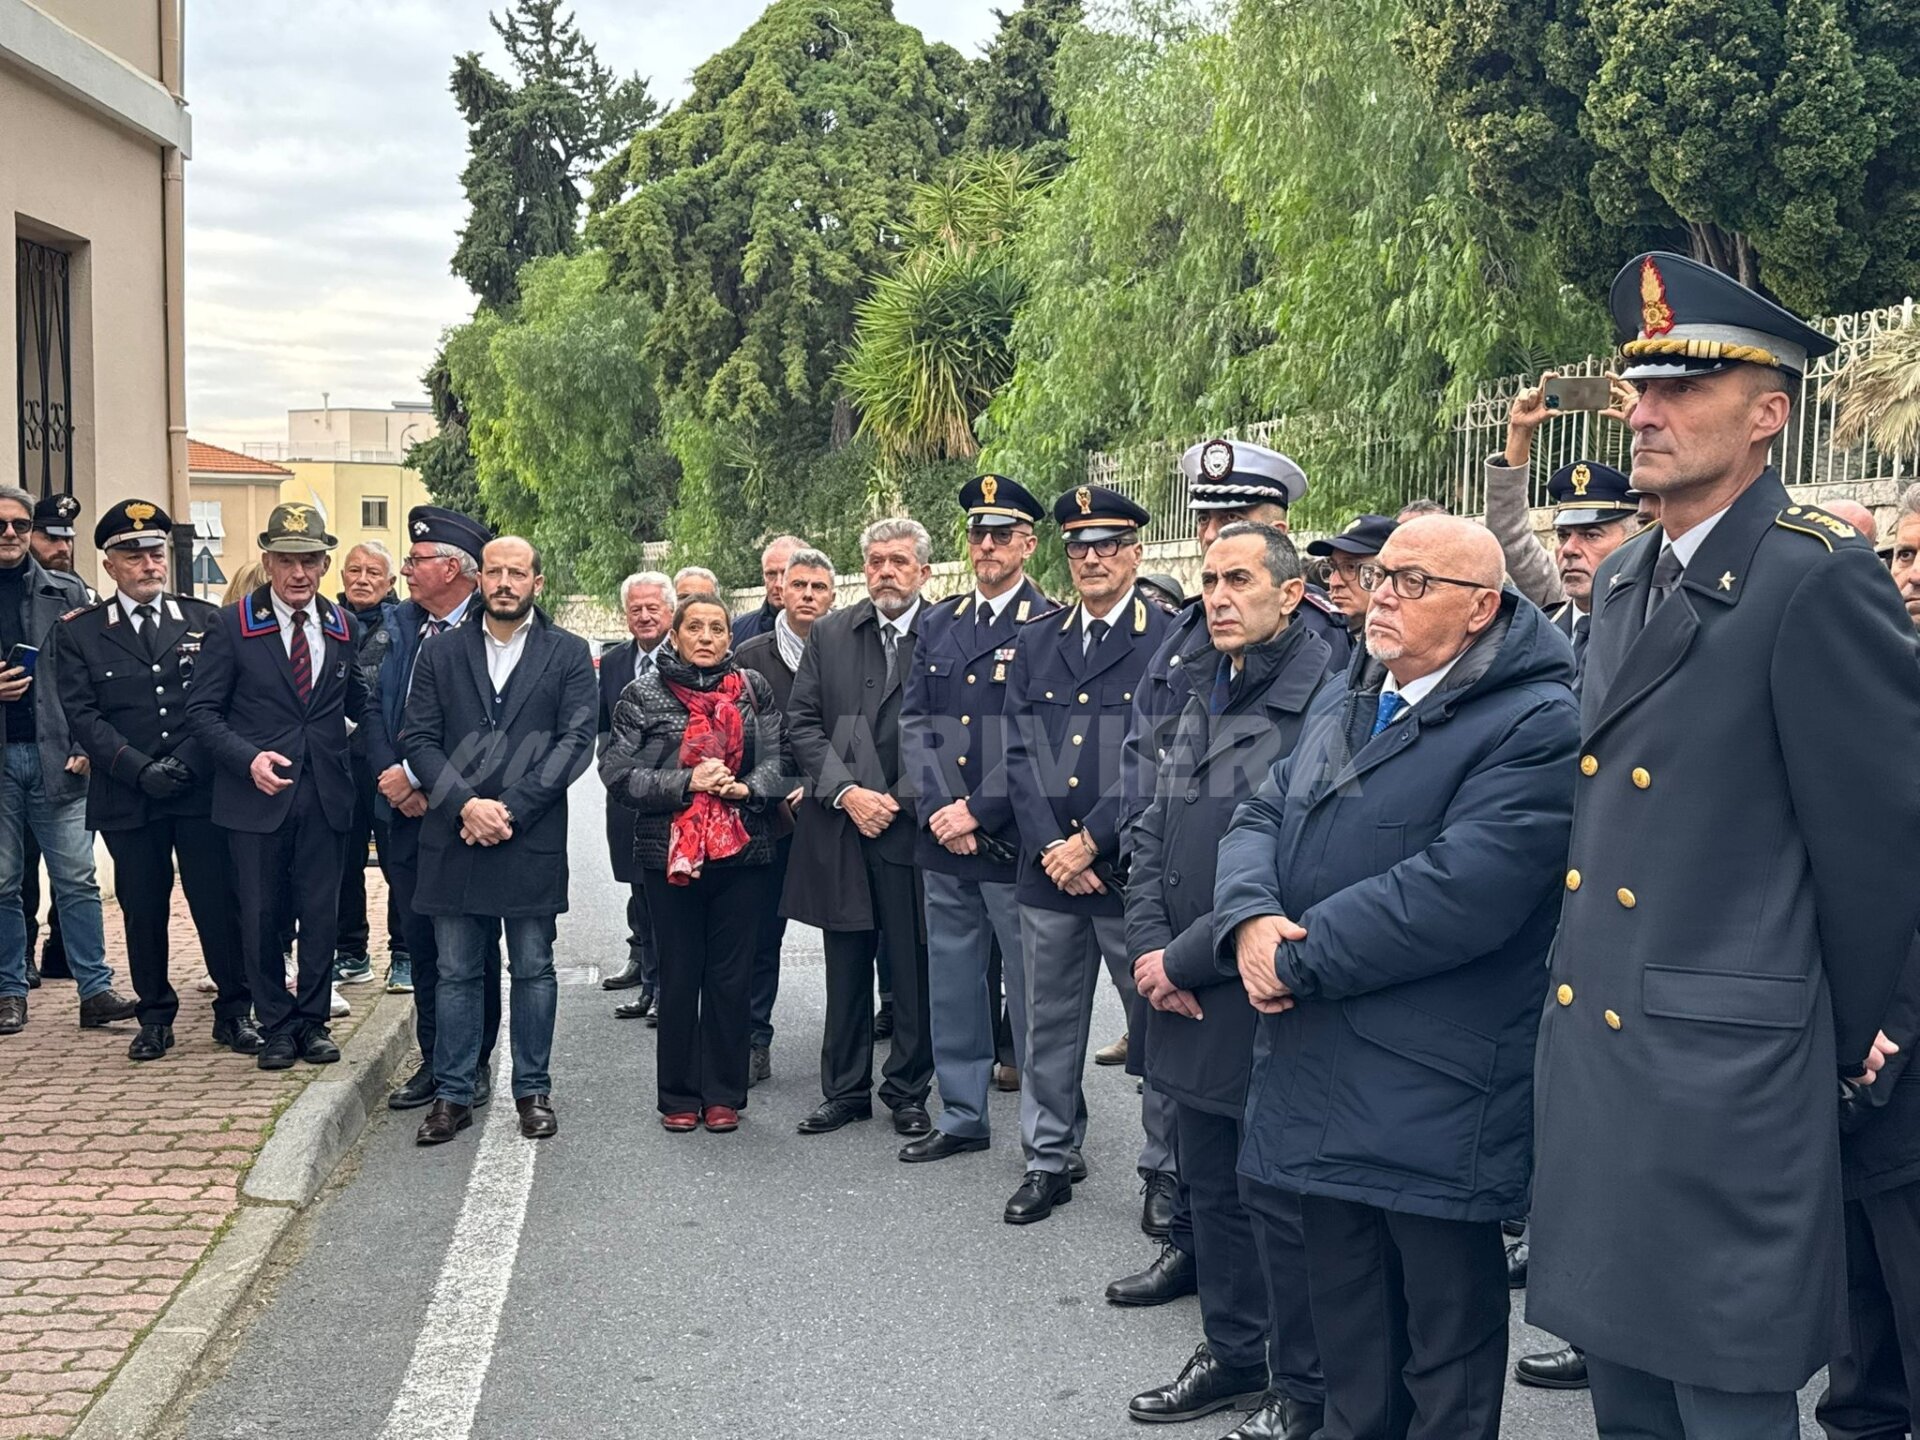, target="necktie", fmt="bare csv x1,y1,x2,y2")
1372,690,1407,737
1209,658,1234,716
975,601,991,632
635,647,651,685
881,623,900,689
1085,618,1110,657
133,603,159,660
289,610,313,705
1647,546,1684,622
1572,612,1590,671
420,616,449,641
